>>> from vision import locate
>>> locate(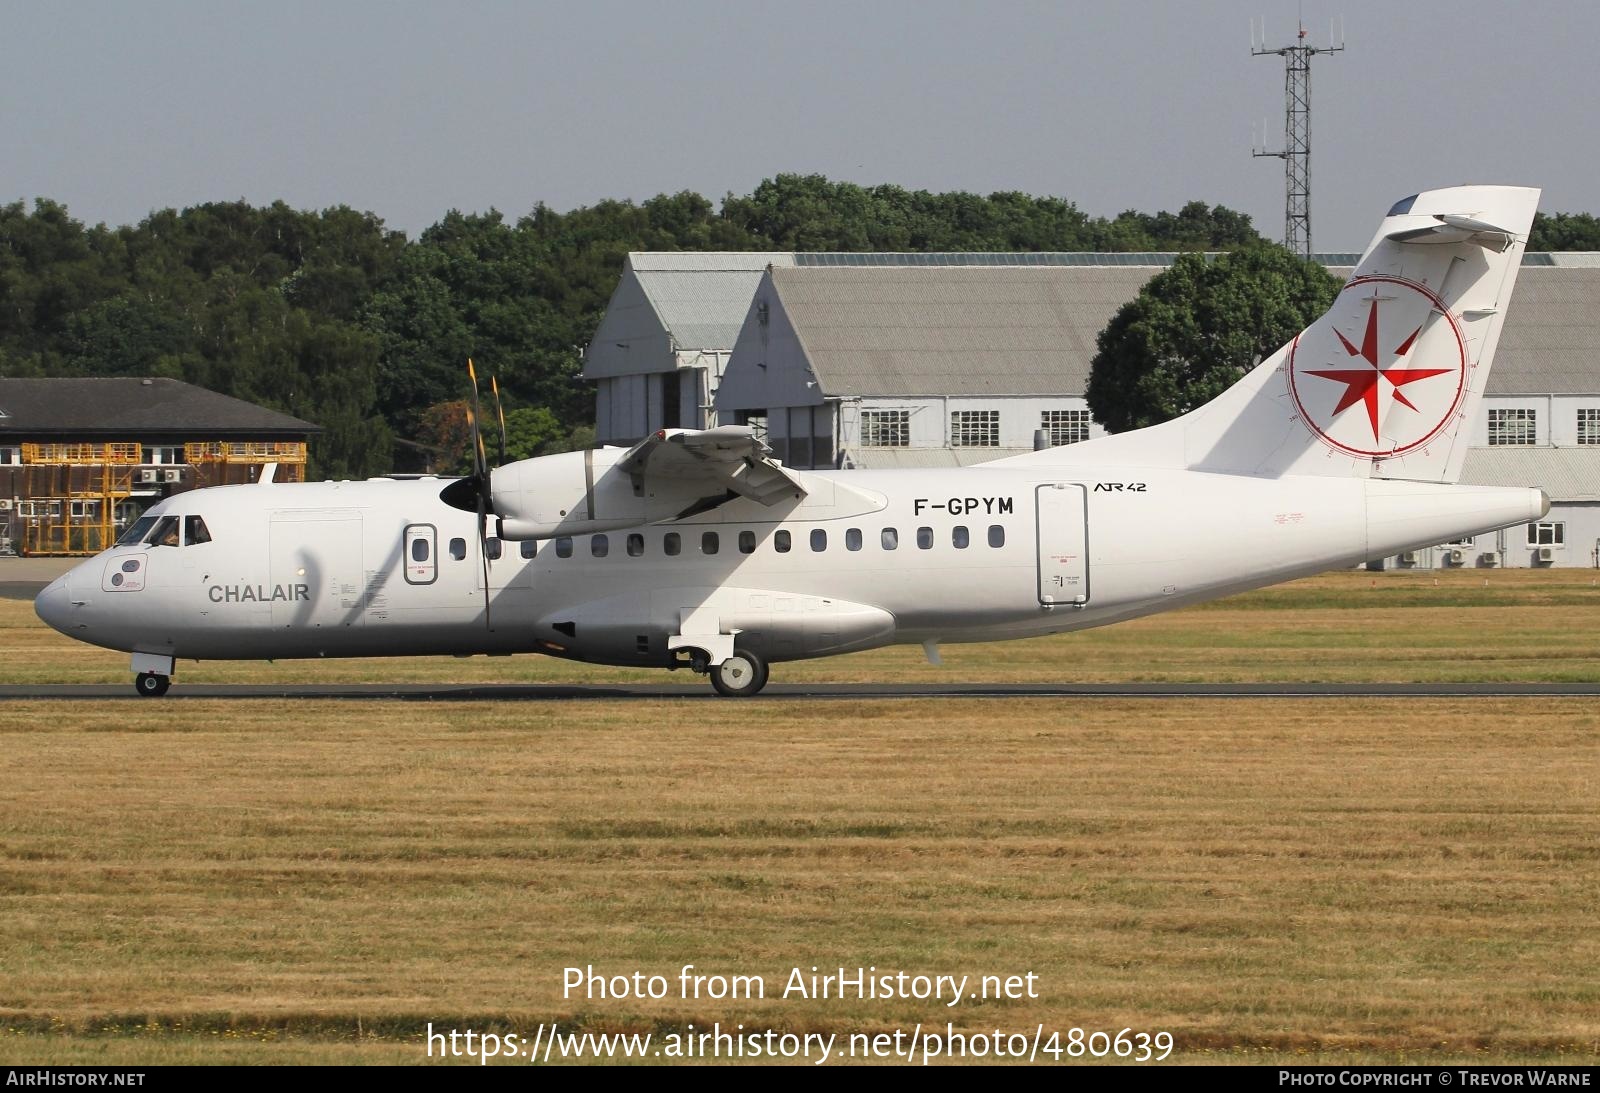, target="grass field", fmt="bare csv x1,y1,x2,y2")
1,570,1598,1065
